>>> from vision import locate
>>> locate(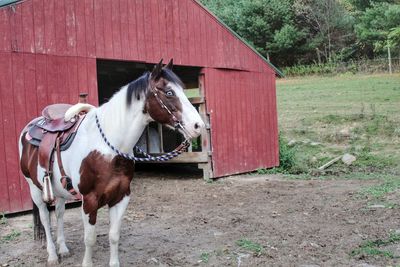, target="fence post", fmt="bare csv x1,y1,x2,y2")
388,46,392,74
